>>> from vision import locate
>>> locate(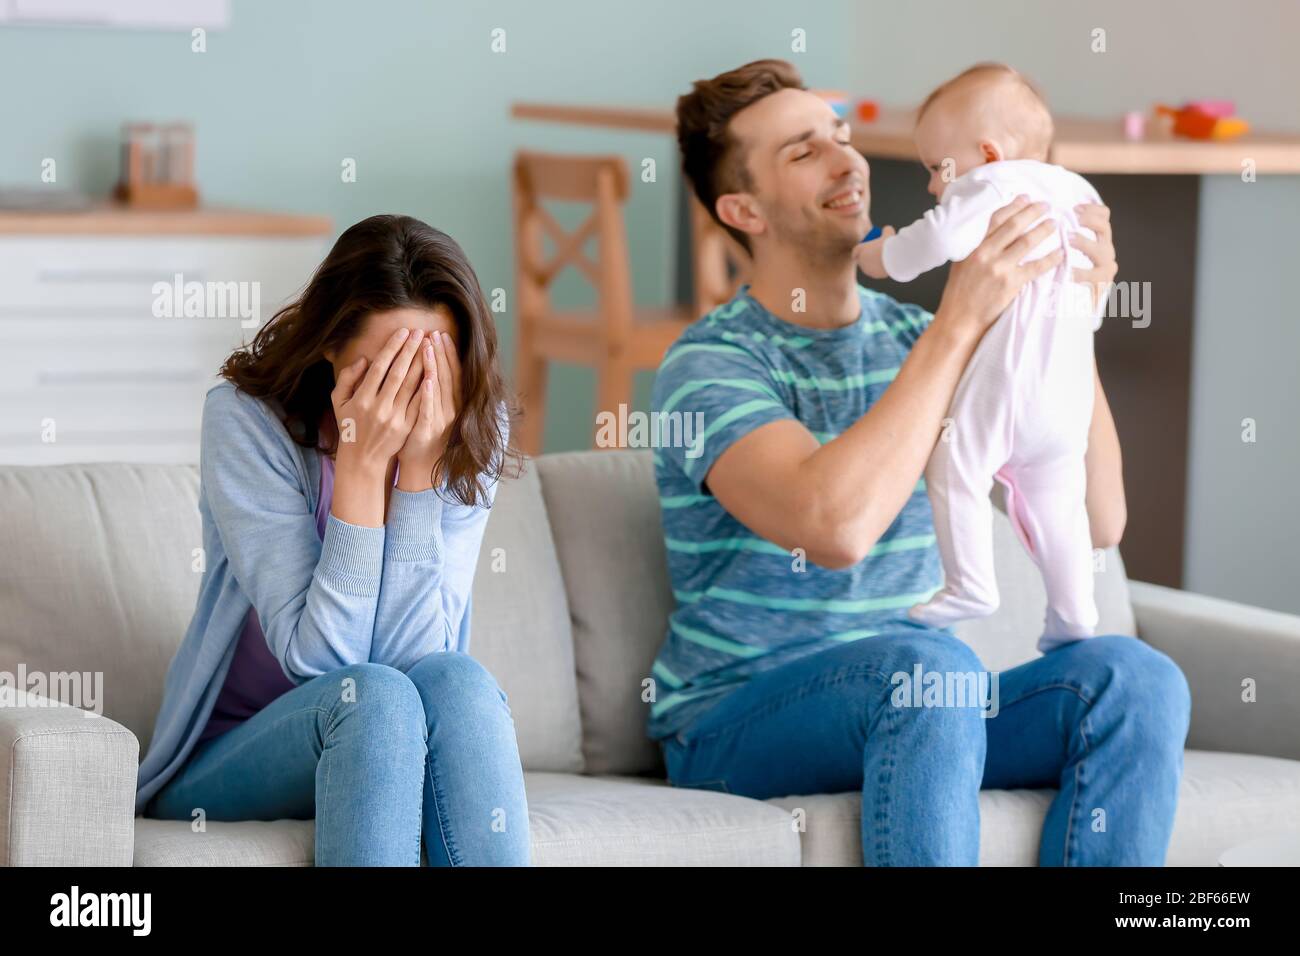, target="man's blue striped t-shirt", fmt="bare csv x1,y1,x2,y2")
646,282,945,741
